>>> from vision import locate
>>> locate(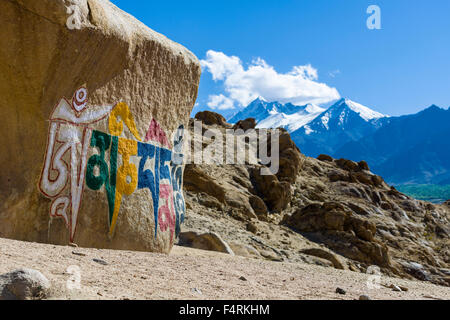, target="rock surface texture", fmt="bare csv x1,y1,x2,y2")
0,0,201,253
181,112,450,287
